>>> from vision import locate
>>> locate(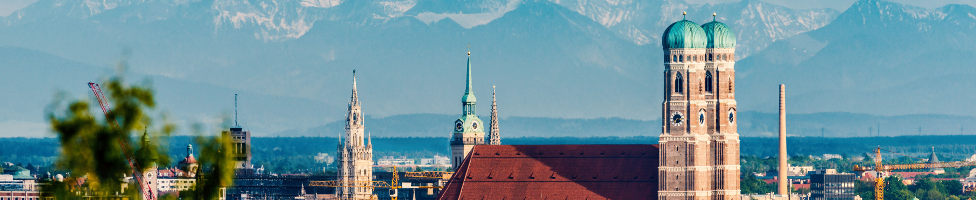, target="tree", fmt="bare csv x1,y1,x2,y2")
43,66,234,199
884,176,914,200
